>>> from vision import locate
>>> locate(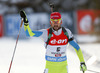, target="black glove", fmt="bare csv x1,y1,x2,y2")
80,62,87,72
20,10,29,26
